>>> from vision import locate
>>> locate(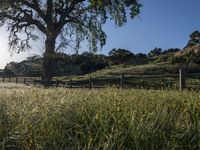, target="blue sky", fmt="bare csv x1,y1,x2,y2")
102,0,200,54
0,0,200,68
